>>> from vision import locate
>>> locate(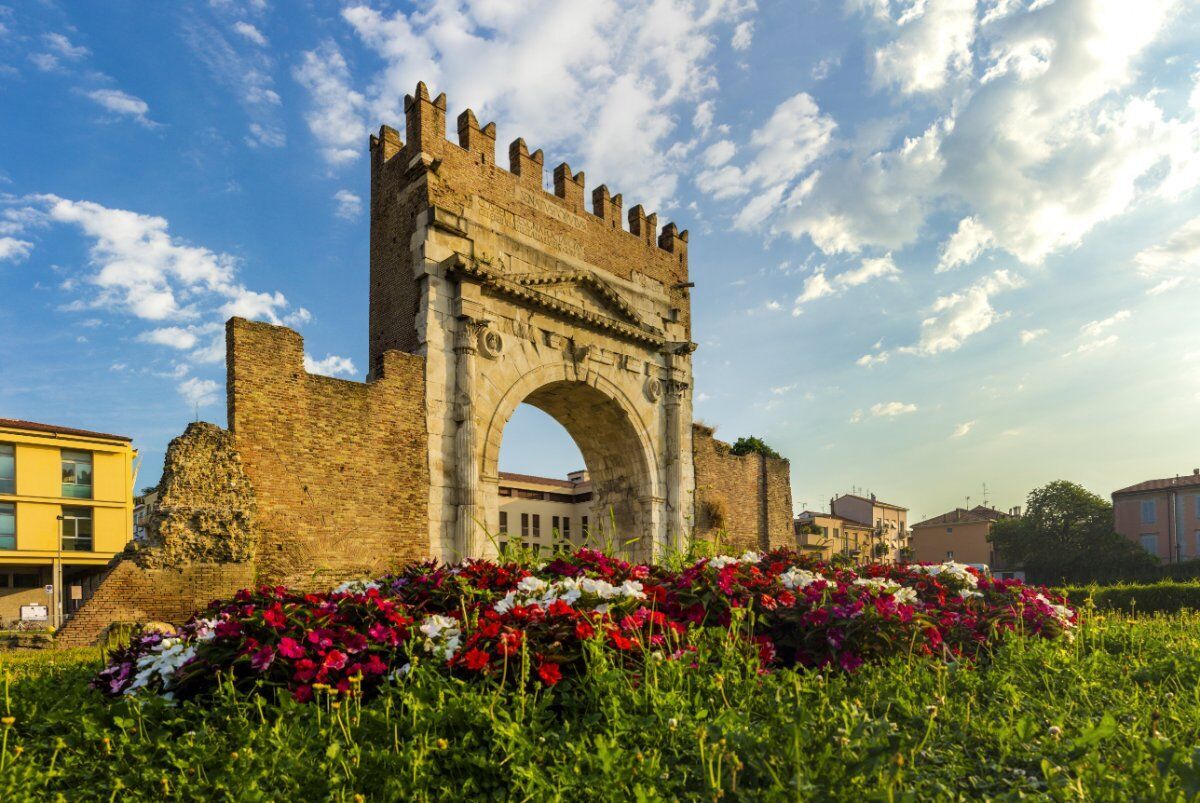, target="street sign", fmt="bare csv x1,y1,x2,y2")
44,584,53,595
